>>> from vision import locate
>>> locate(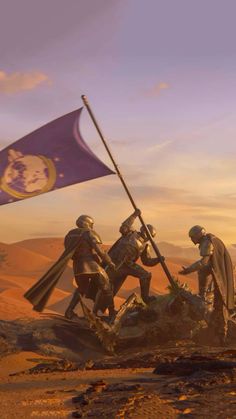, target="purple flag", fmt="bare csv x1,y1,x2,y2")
0,108,114,205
